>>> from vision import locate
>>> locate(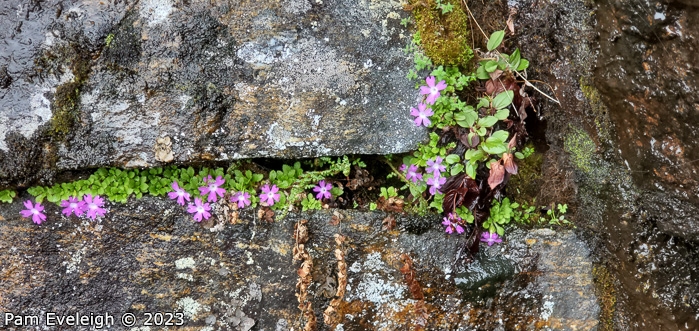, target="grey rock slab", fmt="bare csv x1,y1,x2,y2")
0,196,599,330
0,0,425,186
